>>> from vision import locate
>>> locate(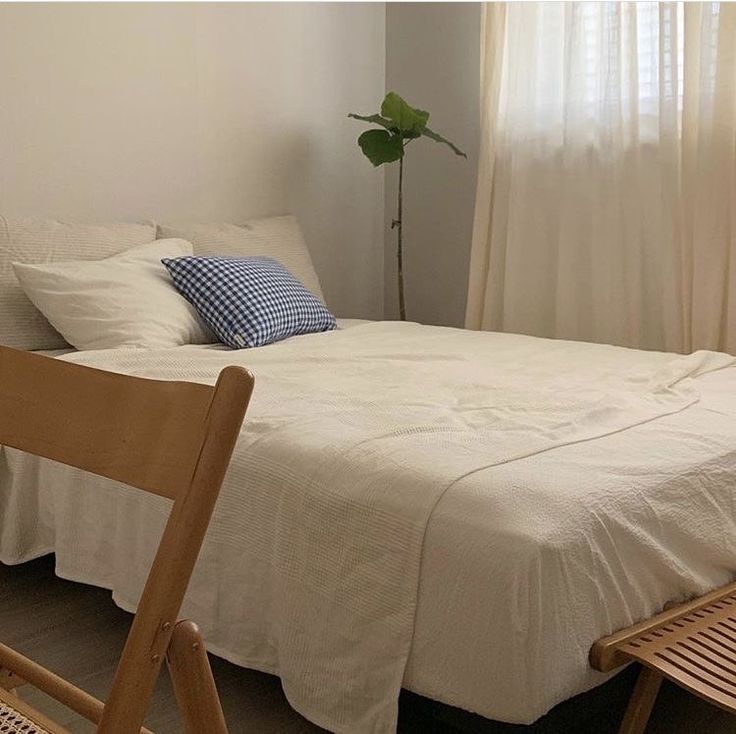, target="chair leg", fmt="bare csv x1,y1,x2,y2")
166,620,228,734
619,666,663,734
